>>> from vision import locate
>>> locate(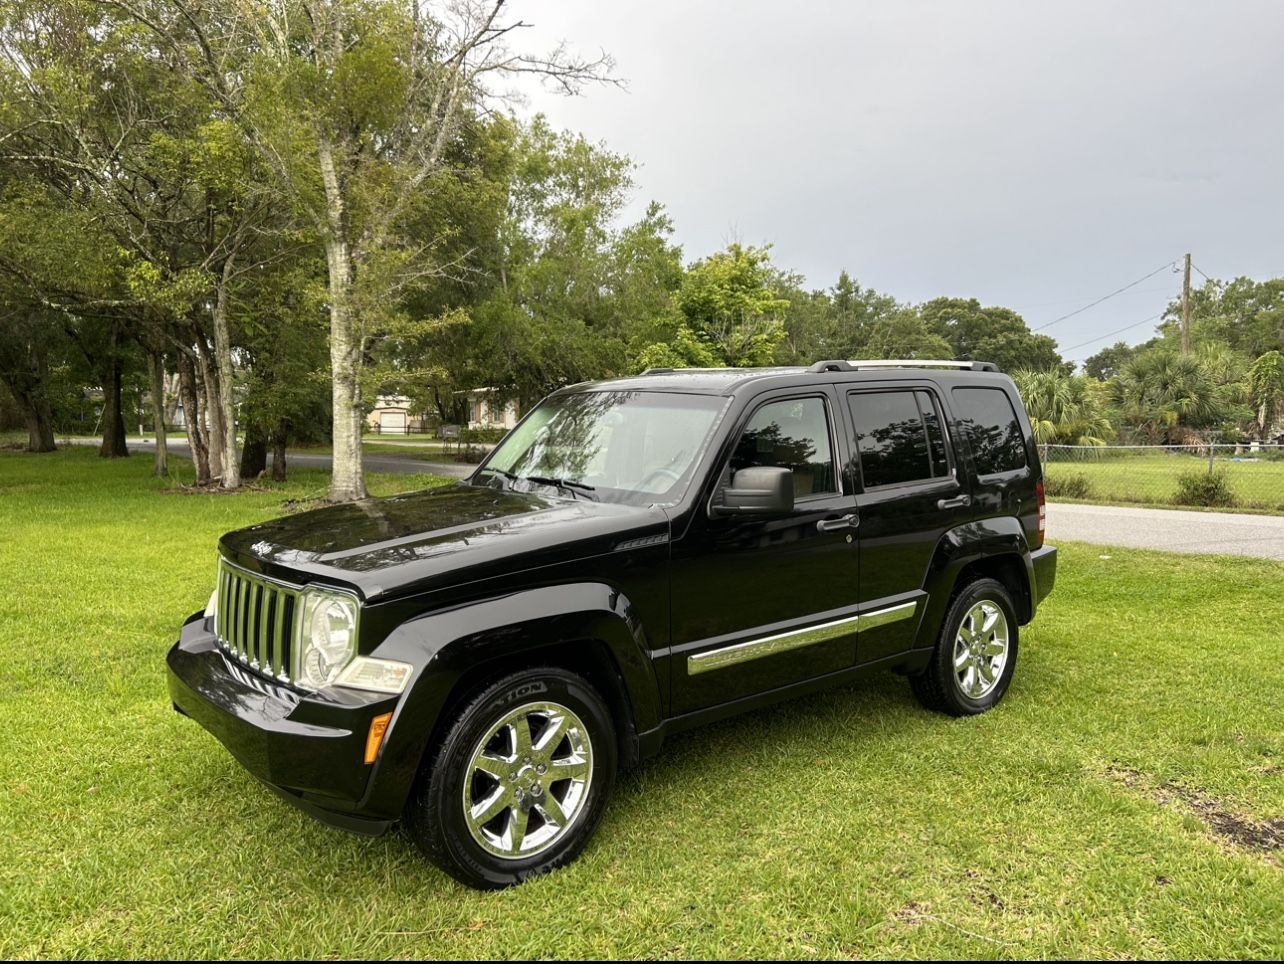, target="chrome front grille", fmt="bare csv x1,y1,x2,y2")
214,558,299,683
